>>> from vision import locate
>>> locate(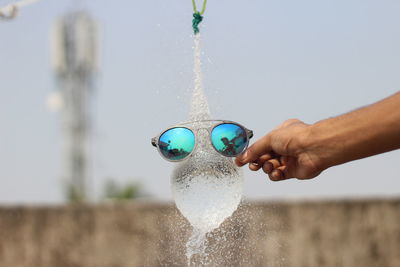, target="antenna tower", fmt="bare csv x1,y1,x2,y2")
51,11,99,201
